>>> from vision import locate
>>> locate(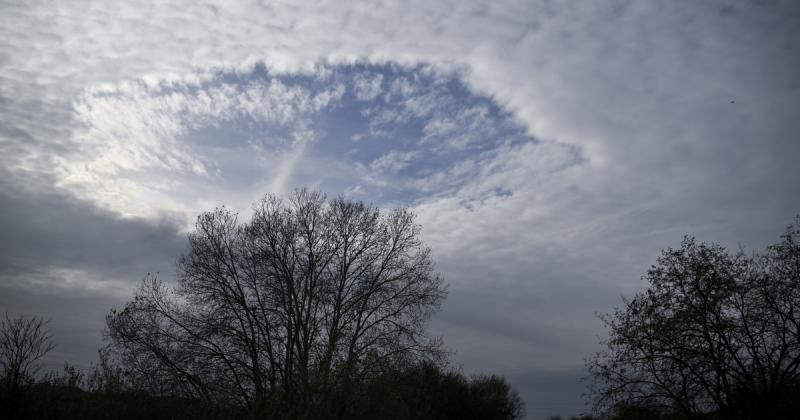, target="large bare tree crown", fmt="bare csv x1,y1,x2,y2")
107,189,446,411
